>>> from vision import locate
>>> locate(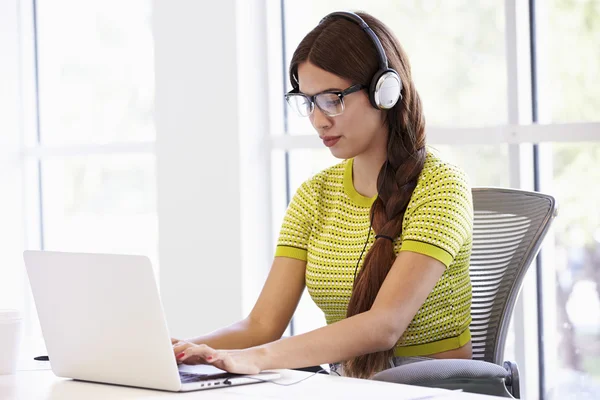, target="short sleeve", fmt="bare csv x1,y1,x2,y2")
400,165,473,268
275,179,316,261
